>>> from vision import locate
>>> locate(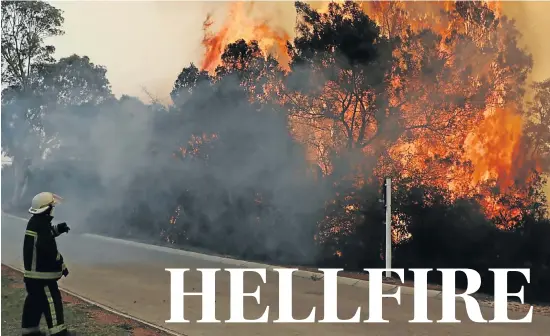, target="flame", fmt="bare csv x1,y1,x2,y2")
169,205,181,225
197,1,542,227
362,0,501,38
201,2,291,74
464,106,523,187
